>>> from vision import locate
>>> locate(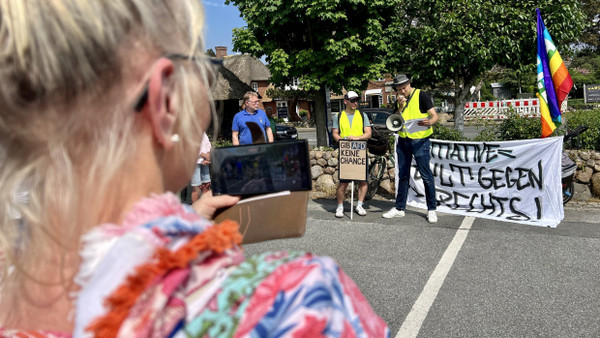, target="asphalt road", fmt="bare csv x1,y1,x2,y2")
243,199,600,337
